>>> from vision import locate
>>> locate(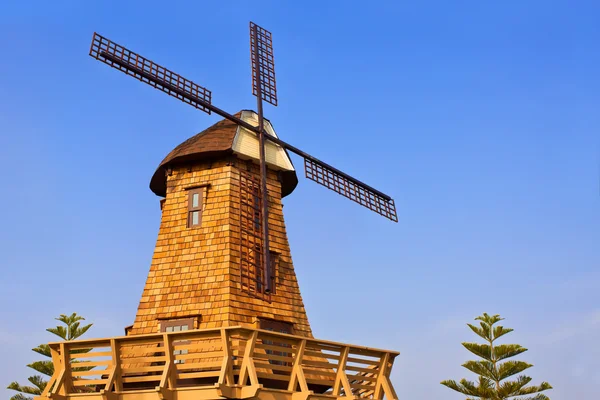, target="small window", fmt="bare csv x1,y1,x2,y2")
187,188,204,228
260,319,293,334
161,318,194,364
